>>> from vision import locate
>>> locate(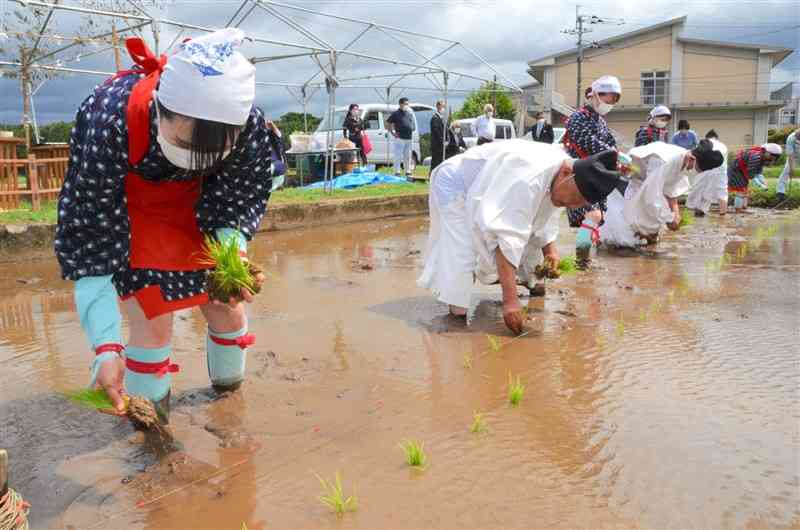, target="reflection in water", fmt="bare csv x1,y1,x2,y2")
1,212,799,529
